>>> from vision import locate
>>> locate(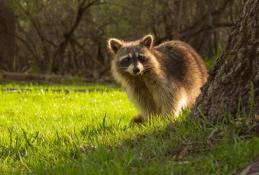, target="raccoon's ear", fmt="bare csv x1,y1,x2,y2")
140,34,154,49
107,38,123,54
